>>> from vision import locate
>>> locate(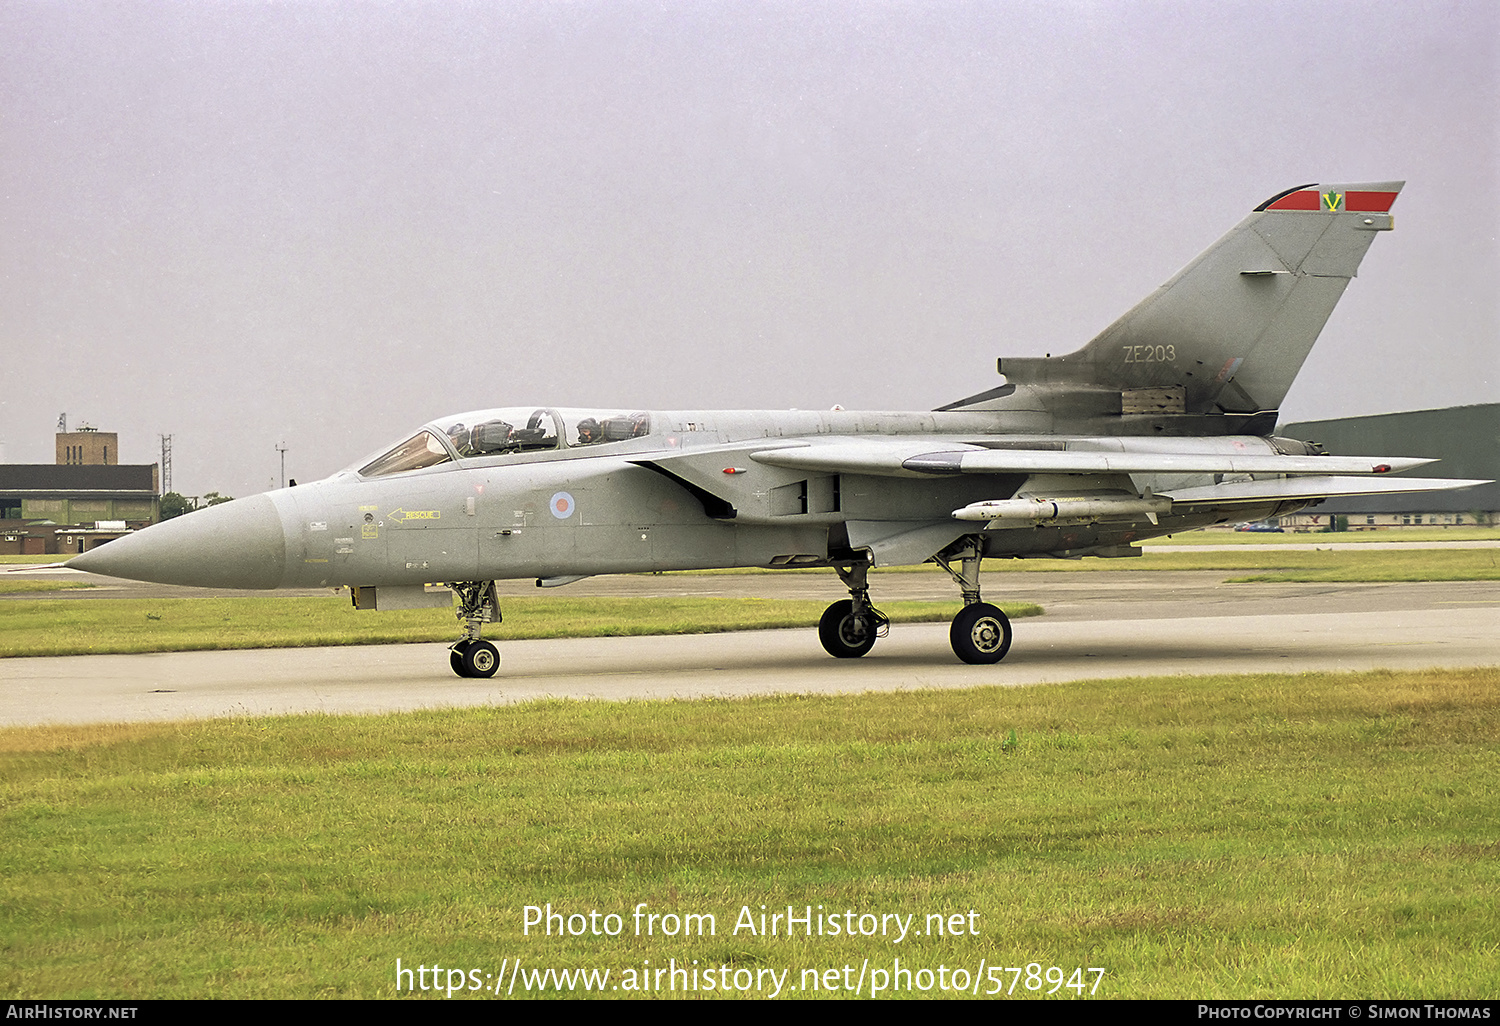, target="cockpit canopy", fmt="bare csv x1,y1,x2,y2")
358,407,653,478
